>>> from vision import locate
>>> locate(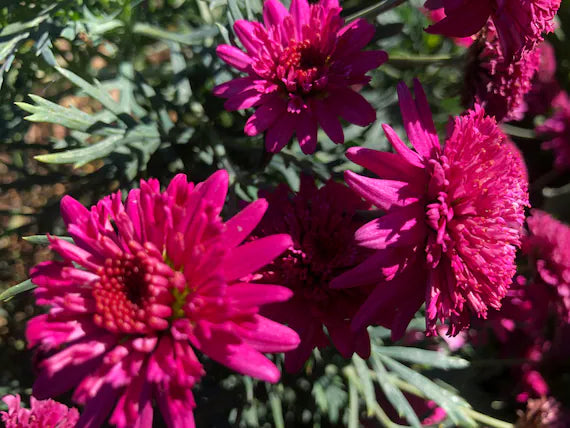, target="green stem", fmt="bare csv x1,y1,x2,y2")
347,0,408,22
389,377,514,428
501,123,537,140
388,54,462,66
